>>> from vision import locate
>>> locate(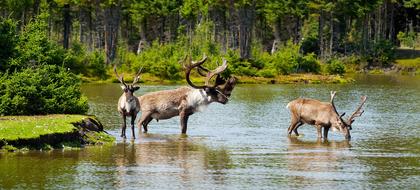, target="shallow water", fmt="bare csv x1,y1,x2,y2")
1,74,419,189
